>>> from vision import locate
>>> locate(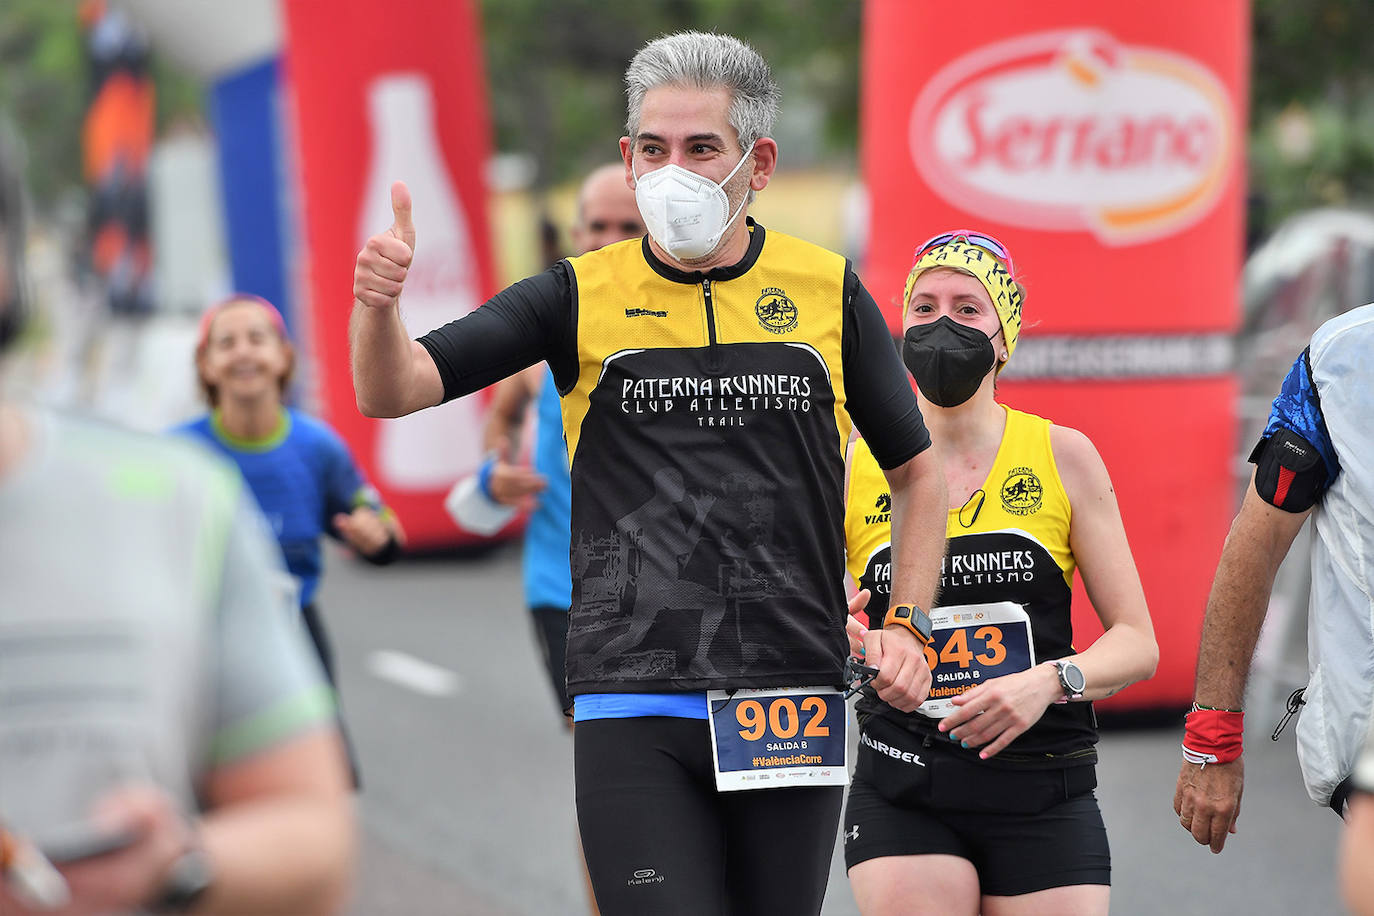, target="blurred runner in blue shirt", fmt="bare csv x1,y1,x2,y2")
177,294,404,786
